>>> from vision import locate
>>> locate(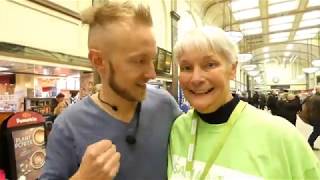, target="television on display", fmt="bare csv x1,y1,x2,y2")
156,48,166,73
164,52,172,74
